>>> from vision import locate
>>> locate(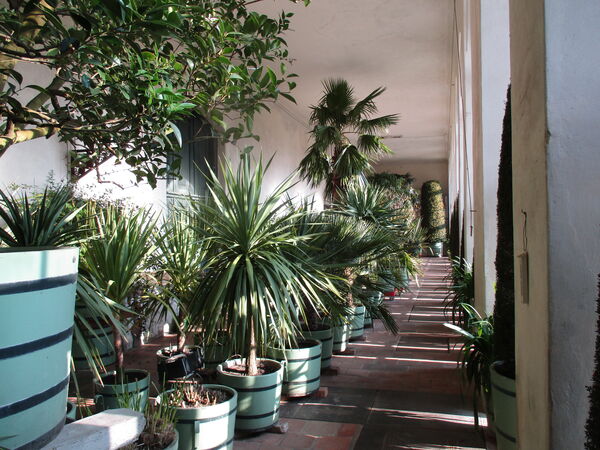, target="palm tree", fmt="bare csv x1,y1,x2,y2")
299,78,399,199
